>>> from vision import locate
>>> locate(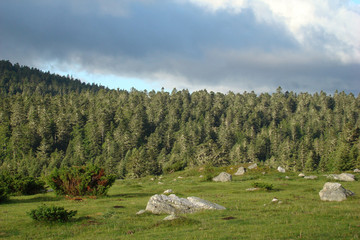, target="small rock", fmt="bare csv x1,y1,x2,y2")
304,175,318,180
213,172,232,182
158,182,164,185
278,201,283,204
246,188,260,191
248,163,258,170
262,172,266,175
163,189,173,194
178,176,183,179
234,167,246,176
354,169,360,173
285,176,290,179
272,197,279,202
199,175,203,178
163,214,179,221
136,210,146,215
173,179,177,181
298,173,305,177
319,182,354,202
150,178,154,181
277,166,286,173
